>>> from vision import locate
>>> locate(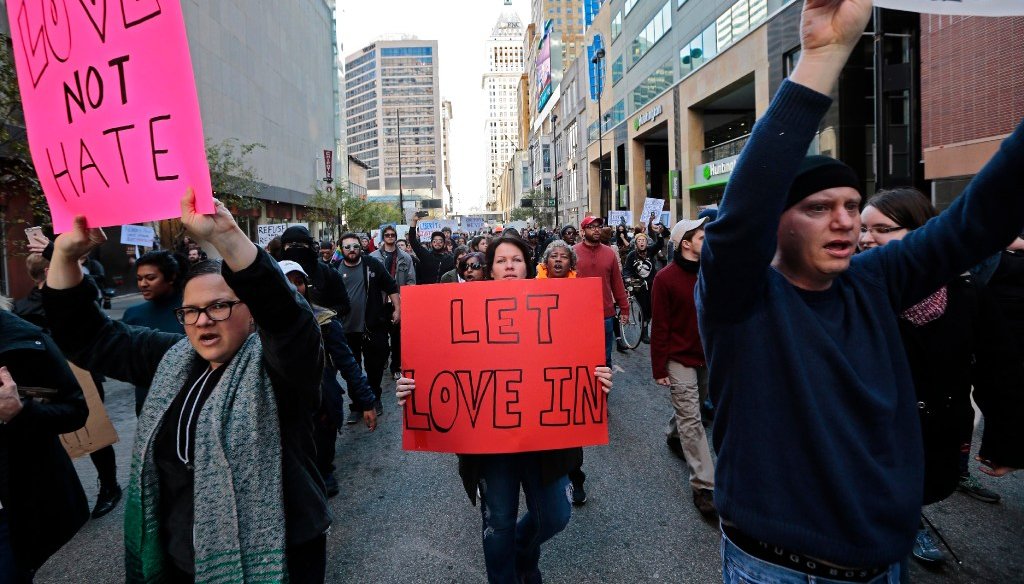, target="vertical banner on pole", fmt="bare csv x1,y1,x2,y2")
5,0,214,232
